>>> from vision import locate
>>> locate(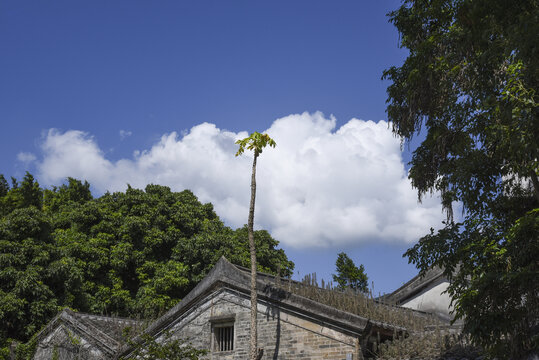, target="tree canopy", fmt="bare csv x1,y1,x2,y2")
383,0,538,357
0,173,293,354
332,252,368,293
